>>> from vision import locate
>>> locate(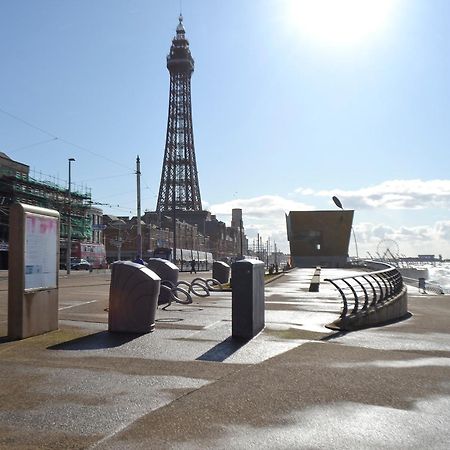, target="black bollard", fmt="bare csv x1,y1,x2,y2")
231,259,265,340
